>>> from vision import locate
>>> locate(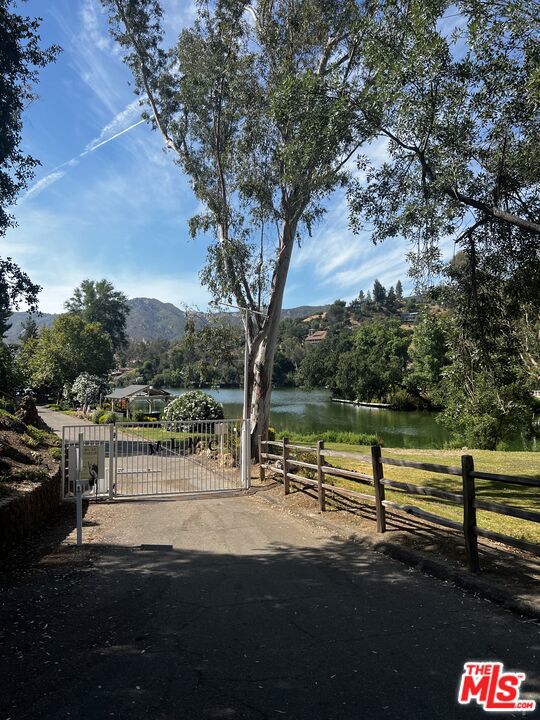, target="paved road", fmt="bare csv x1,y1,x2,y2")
38,405,89,433
0,493,538,719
